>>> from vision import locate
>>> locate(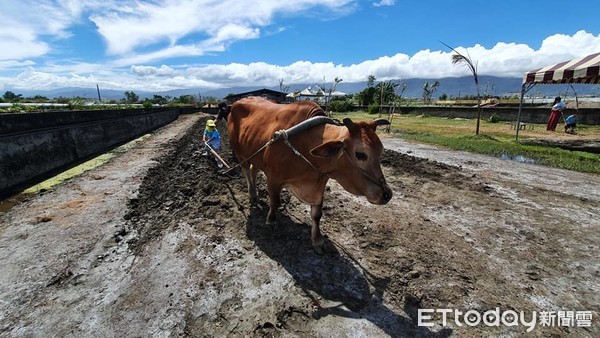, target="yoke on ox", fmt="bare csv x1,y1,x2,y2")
227,97,392,254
